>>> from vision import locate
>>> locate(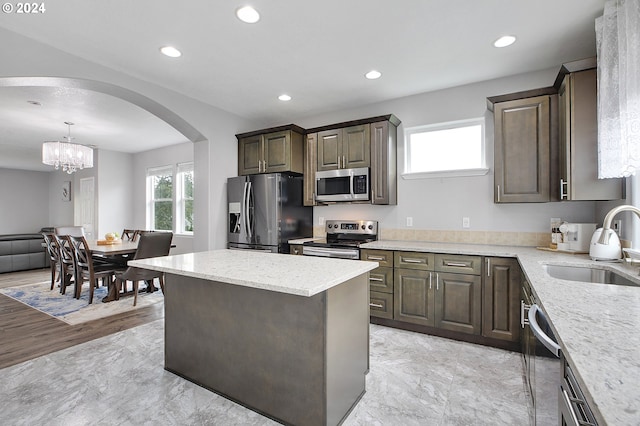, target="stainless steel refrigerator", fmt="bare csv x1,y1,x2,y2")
227,173,312,253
